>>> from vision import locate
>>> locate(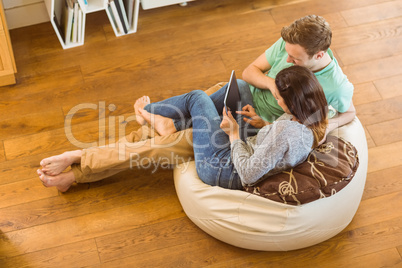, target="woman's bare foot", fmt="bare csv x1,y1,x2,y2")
134,96,151,125
40,150,82,176
139,108,177,136
37,169,75,192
